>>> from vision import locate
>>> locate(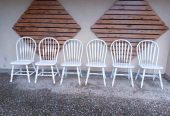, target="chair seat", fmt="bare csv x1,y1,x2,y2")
86,62,106,67
35,60,57,66
113,63,134,68
61,61,81,67
11,60,34,65
139,64,163,69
